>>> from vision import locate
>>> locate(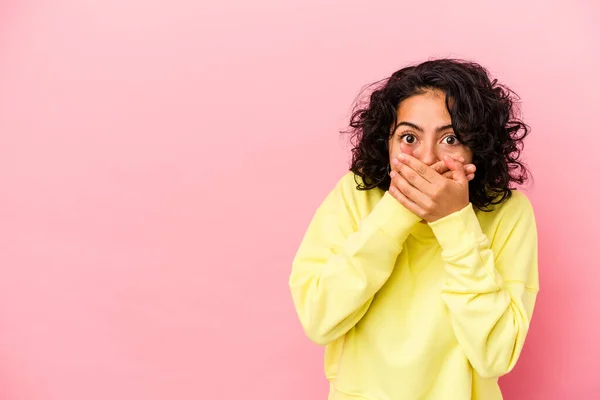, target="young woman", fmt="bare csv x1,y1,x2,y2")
289,59,539,400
